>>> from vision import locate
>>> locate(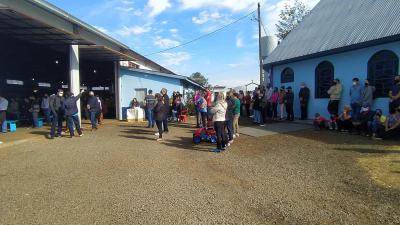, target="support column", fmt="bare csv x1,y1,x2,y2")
69,45,81,122
114,61,122,120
